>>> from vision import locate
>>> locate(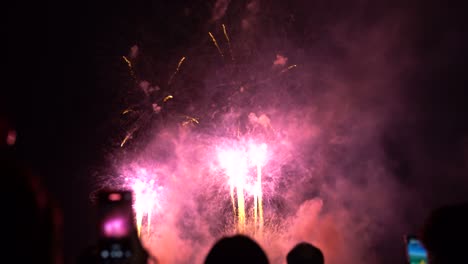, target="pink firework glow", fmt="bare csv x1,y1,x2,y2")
217,141,268,233
106,129,297,263
127,176,158,237
97,8,411,263
108,165,164,239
